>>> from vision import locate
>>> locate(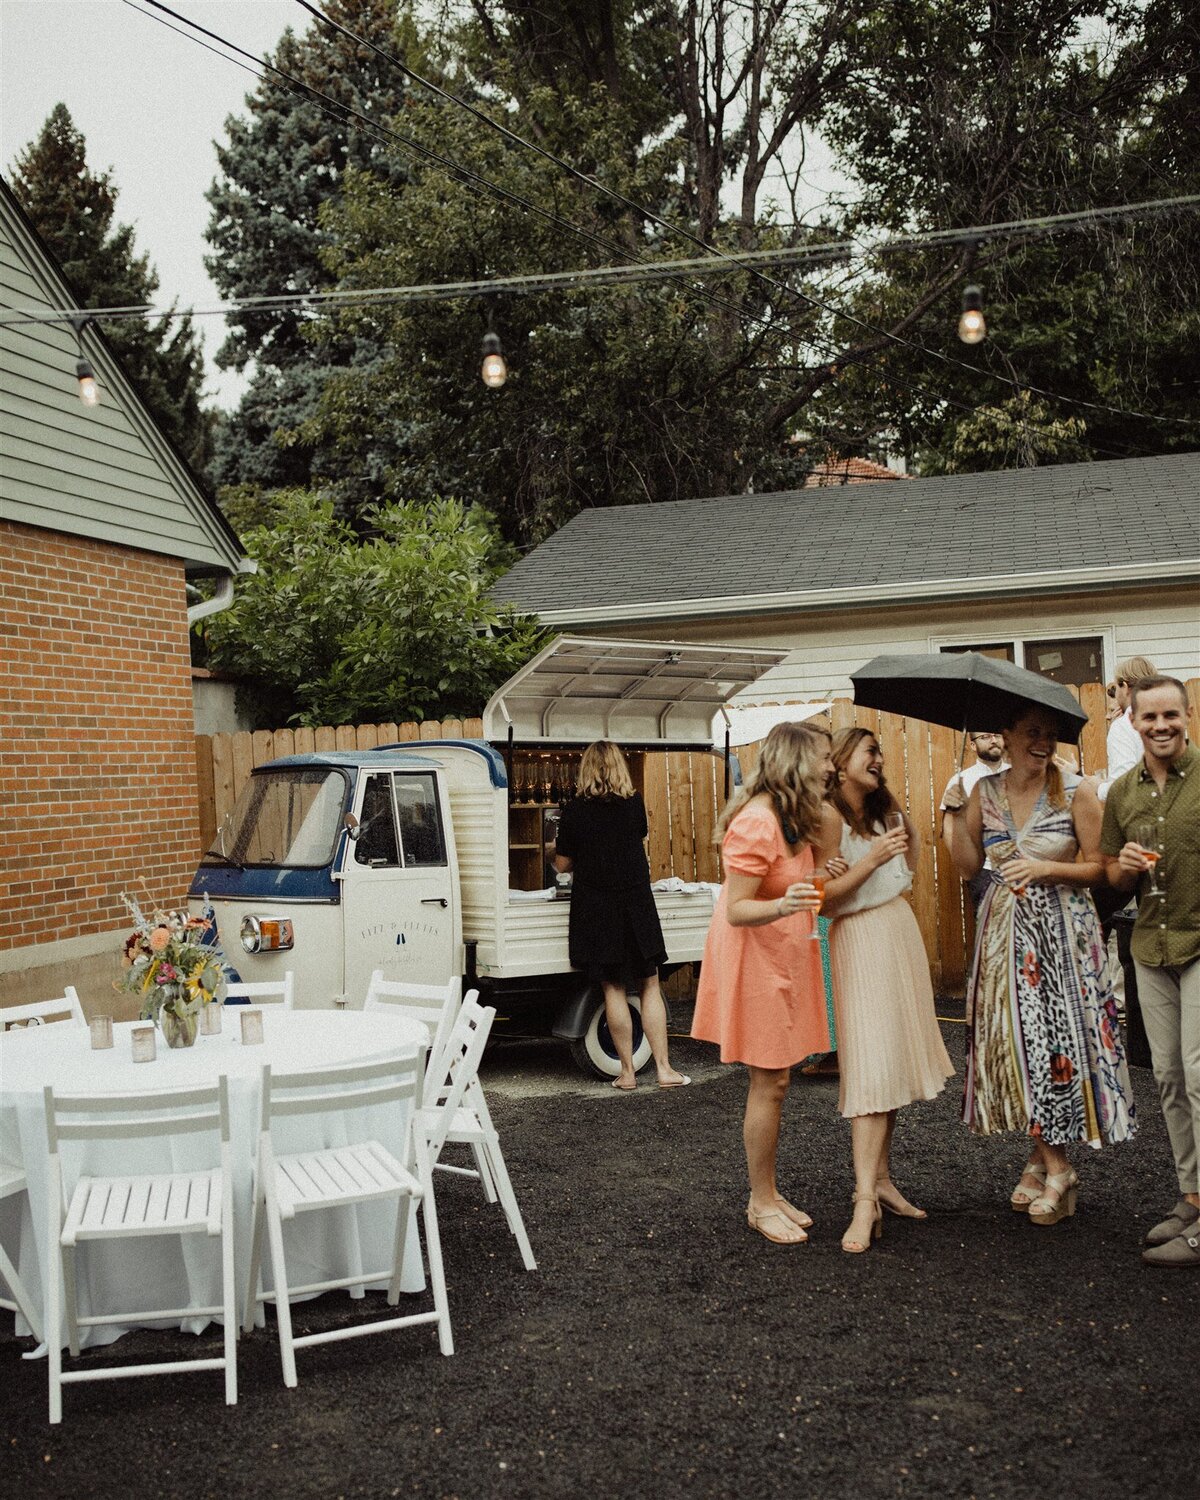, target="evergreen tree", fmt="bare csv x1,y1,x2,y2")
204,0,413,496
9,103,215,475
